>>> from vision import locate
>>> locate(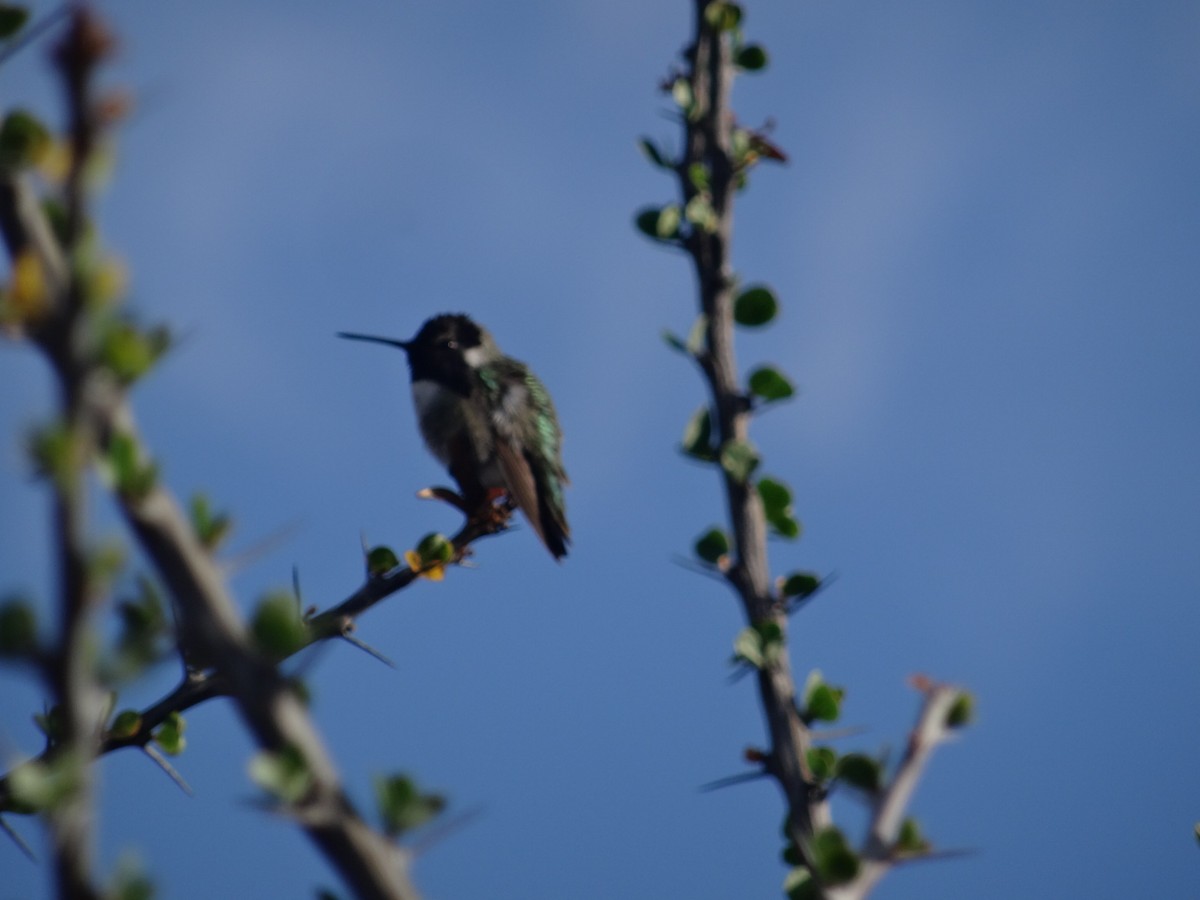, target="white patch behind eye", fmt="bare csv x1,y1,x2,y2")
463,346,488,368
